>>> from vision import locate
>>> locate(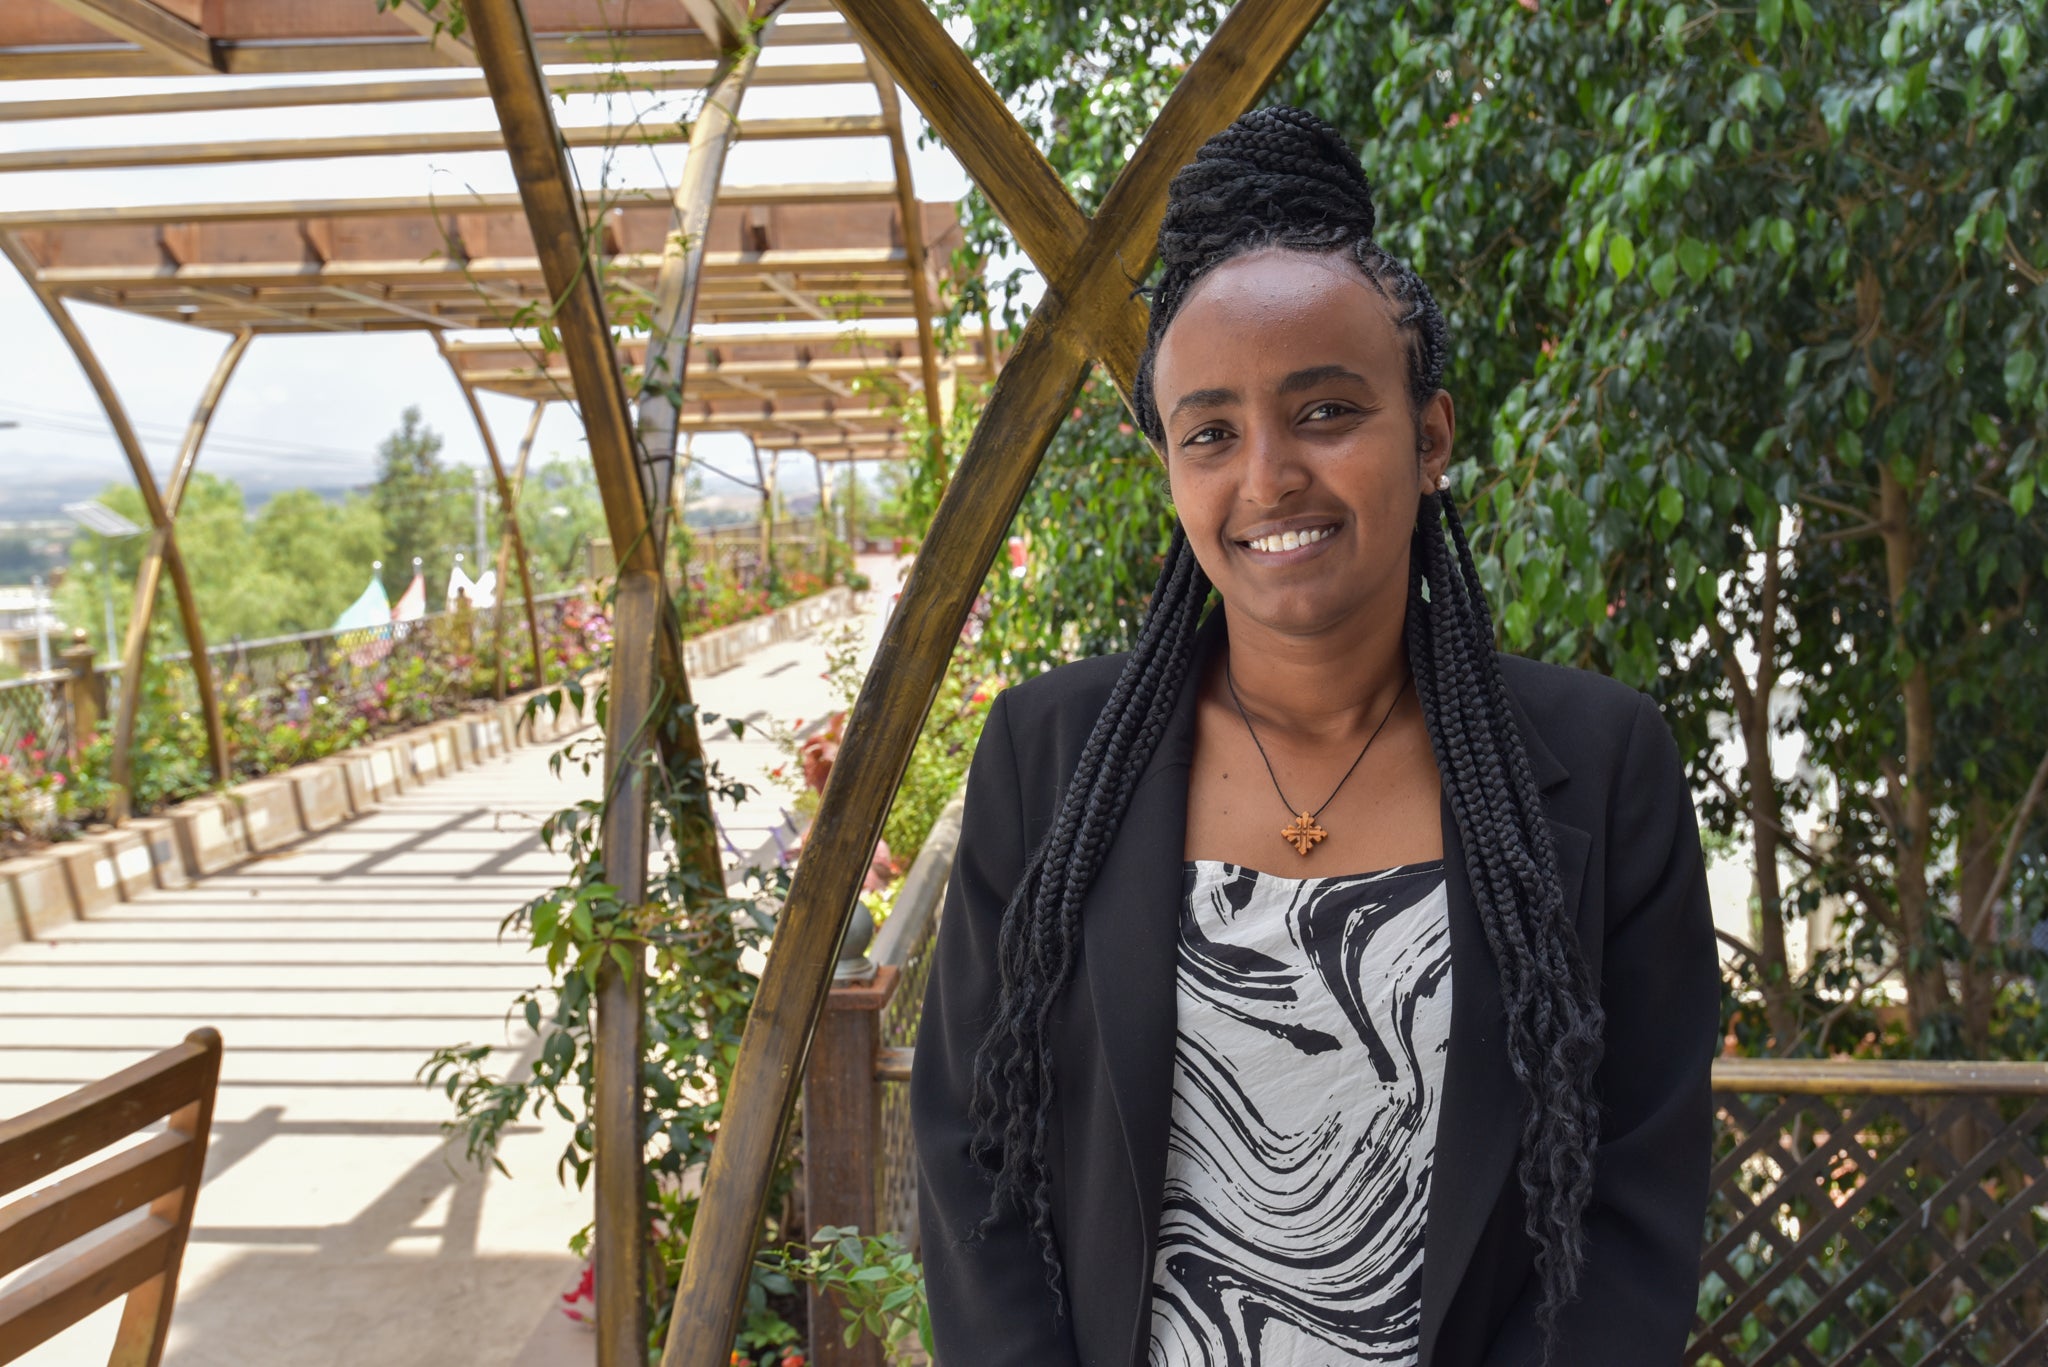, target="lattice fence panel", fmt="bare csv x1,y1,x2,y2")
1690,1088,2048,1366
874,904,942,1254
0,674,67,758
